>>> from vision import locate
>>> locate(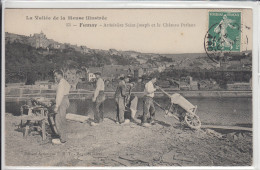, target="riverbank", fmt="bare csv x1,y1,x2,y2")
5,87,252,102
4,111,252,166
